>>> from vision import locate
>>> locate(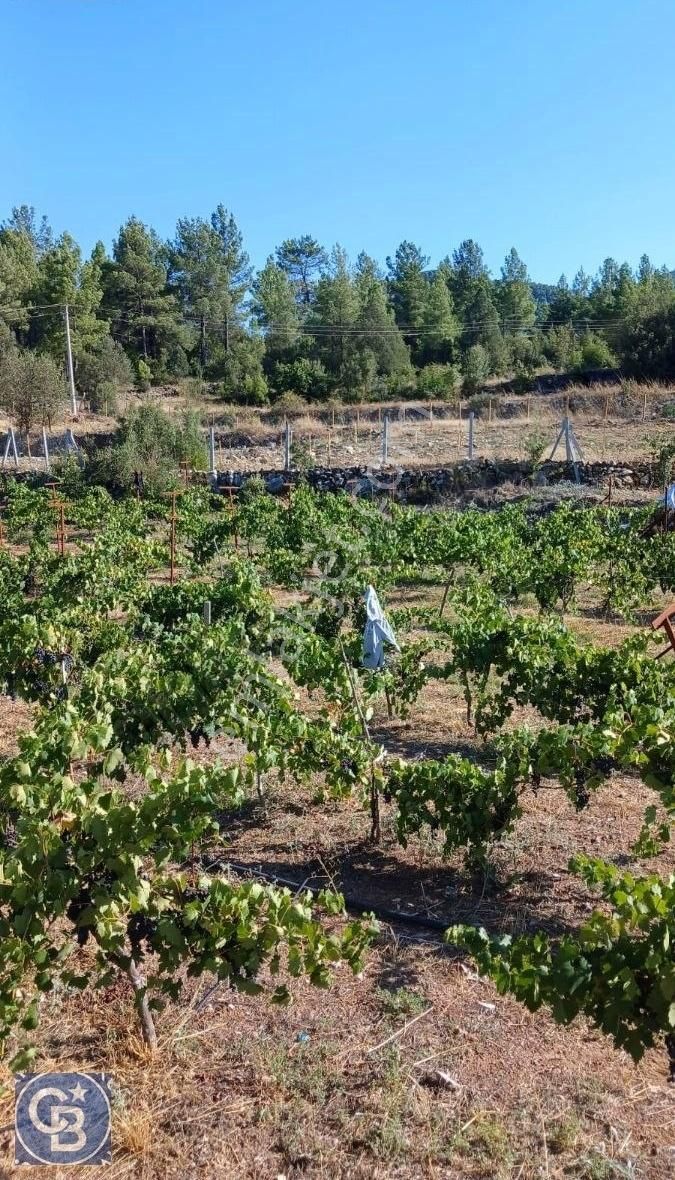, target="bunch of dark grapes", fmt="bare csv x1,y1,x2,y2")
189,725,212,749
1,820,18,850
573,770,591,811
127,913,159,955
66,888,92,946
591,755,615,777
